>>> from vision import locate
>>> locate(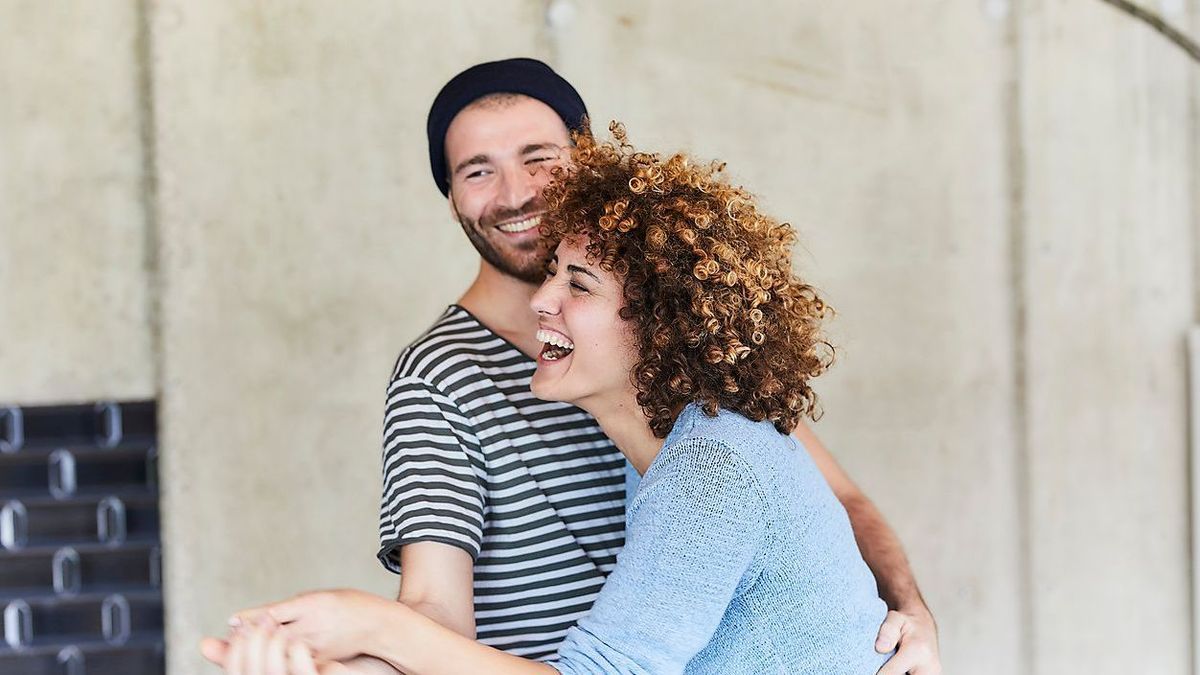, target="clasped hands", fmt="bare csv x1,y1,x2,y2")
200,589,400,675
